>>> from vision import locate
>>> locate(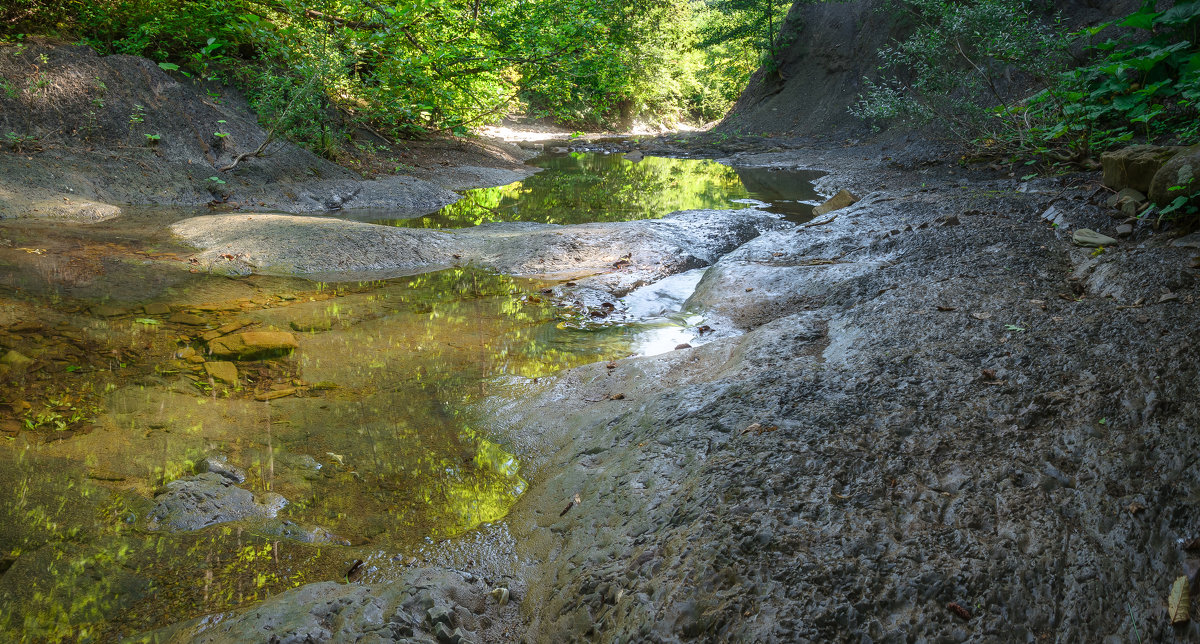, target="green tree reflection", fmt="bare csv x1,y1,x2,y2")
380,153,758,228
